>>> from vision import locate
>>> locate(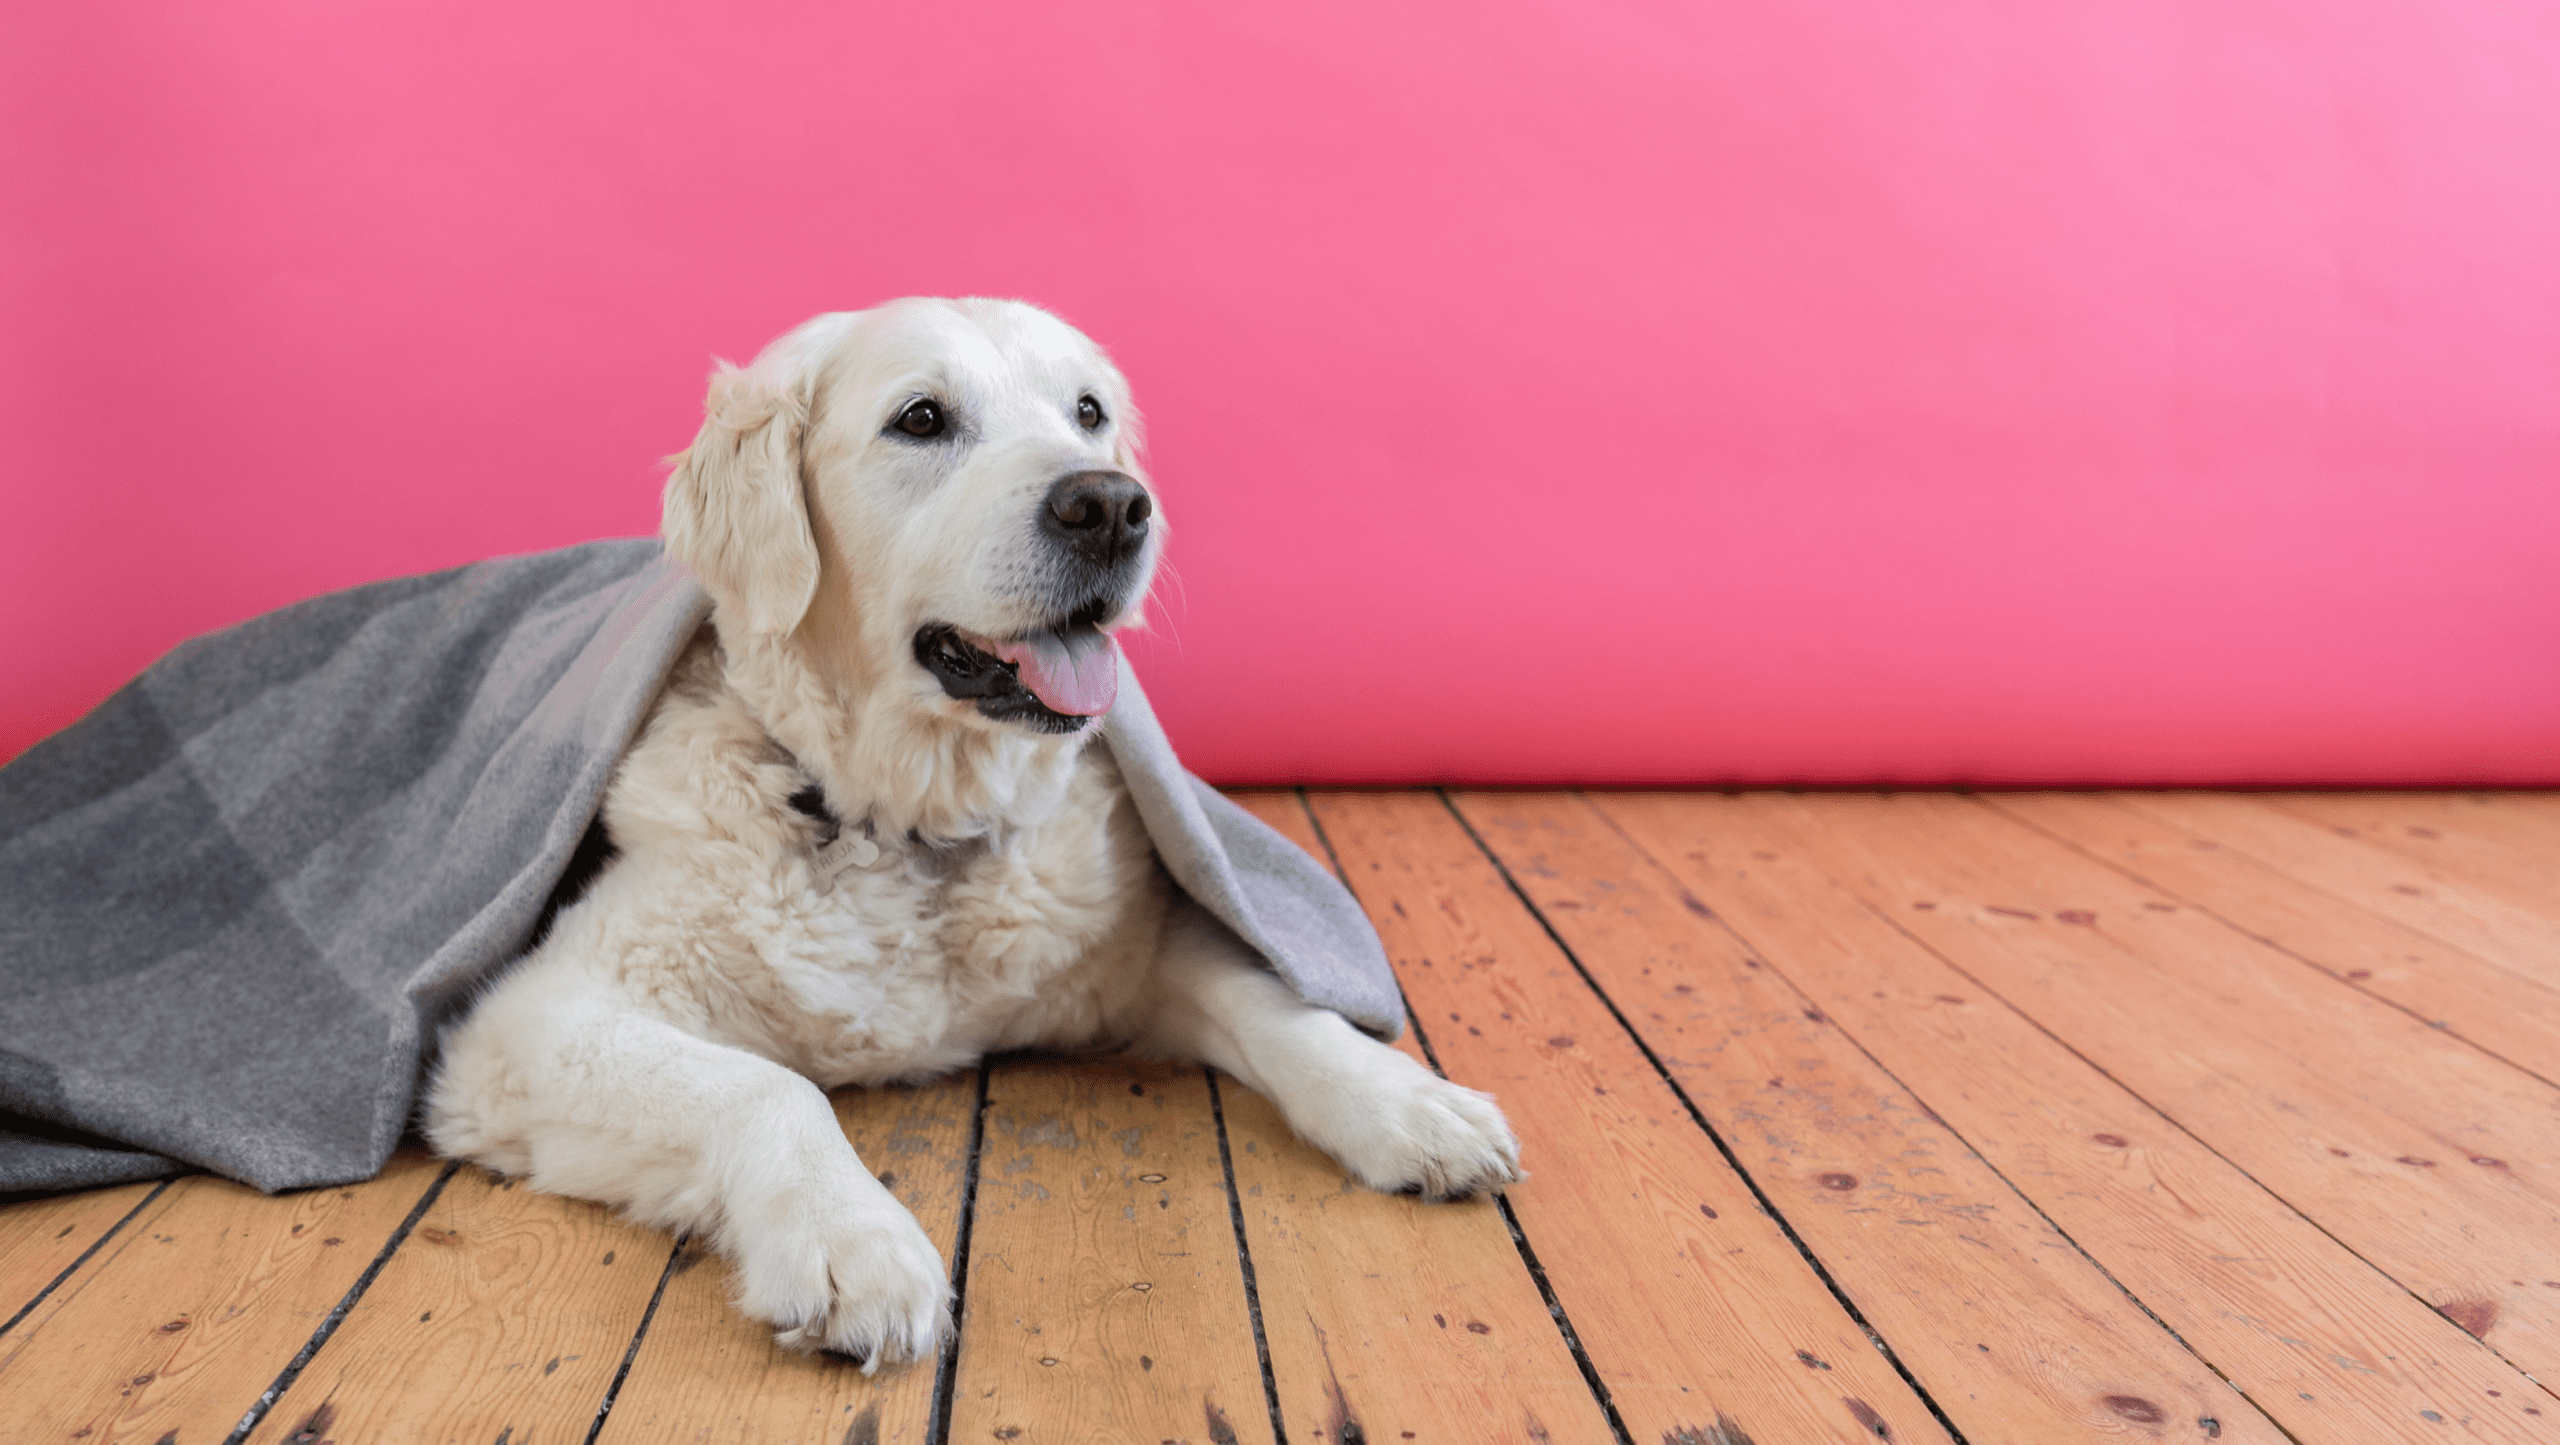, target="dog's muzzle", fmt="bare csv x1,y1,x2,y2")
913,470,1155,733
